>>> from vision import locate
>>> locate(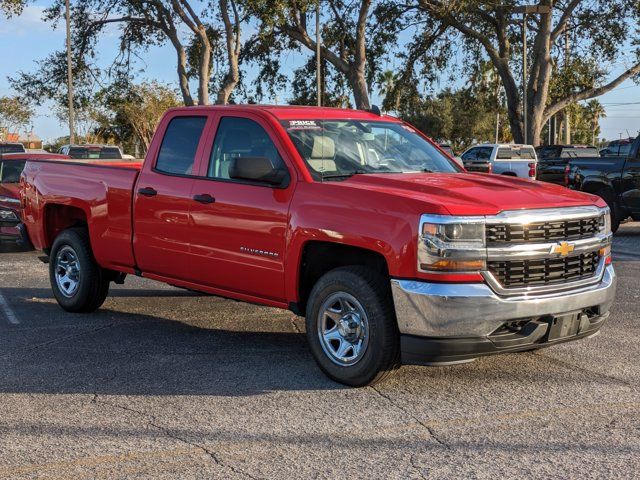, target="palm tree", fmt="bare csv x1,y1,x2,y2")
376,70,397,110
585,100,607,146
